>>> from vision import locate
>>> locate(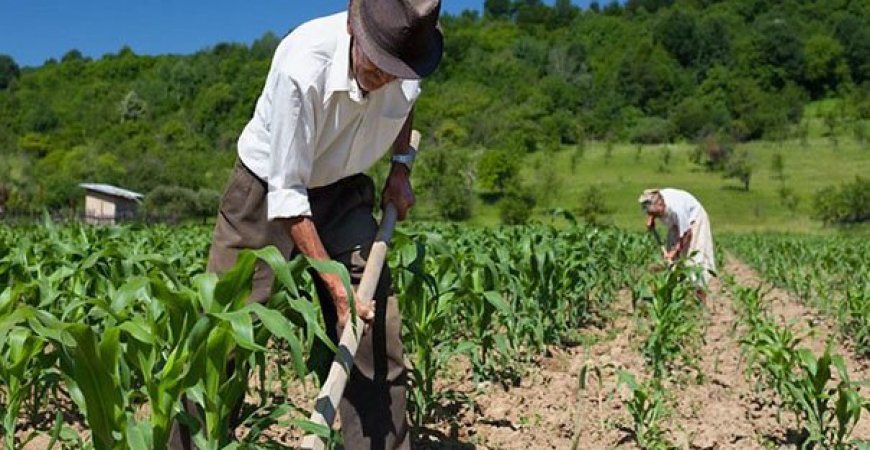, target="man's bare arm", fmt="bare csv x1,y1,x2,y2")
280,217,374,326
